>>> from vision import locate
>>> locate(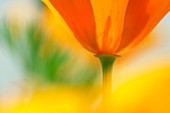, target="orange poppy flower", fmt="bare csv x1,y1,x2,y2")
42,0,170,111
42,0,170,56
